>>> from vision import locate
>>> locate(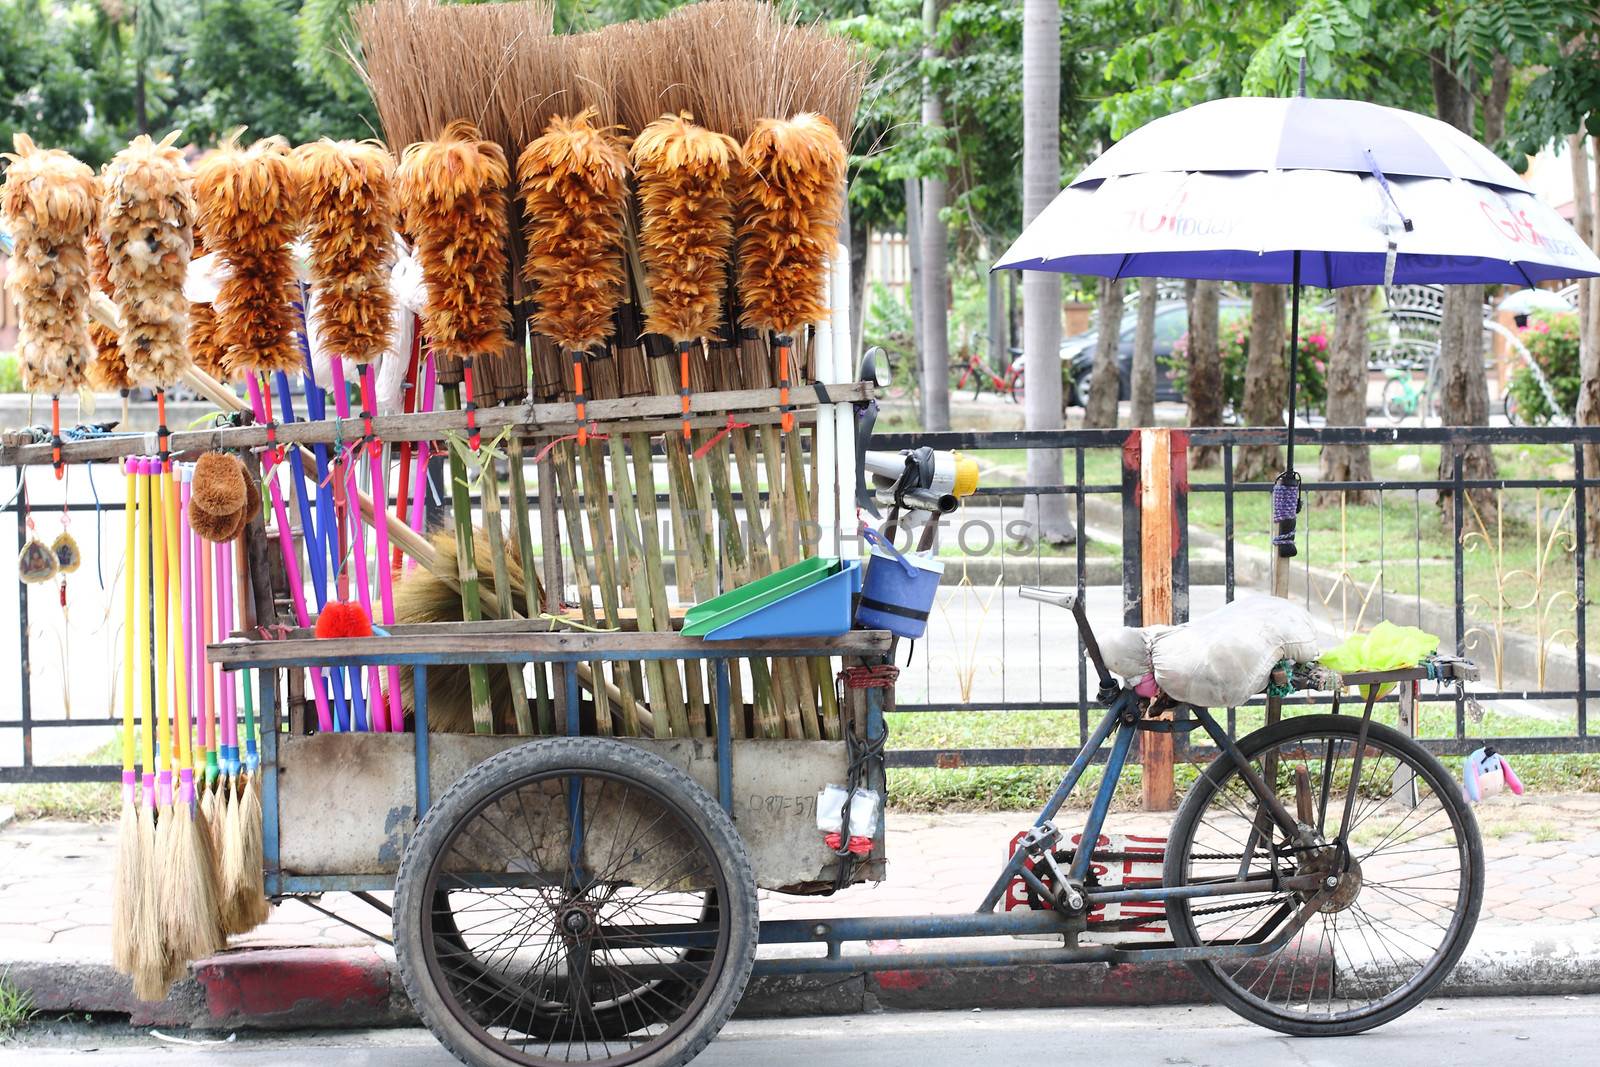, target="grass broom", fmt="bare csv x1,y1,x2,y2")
111,458,149,976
